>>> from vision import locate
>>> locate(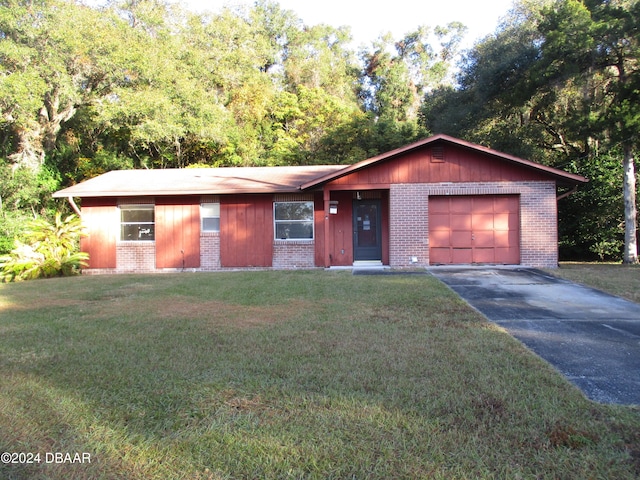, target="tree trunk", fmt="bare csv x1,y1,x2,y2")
623,143,638,264
8,126,45,171
8,87,77,171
